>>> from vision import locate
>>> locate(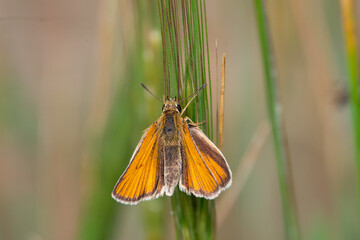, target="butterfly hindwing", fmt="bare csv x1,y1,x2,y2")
112,122,165,204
